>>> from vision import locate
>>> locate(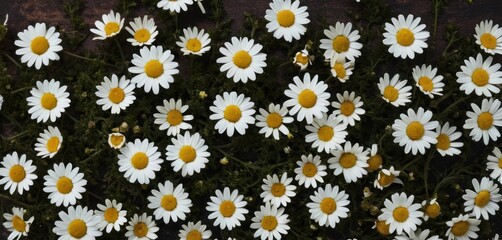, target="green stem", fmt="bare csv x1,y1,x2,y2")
423,152,435,199
432,0,441,42
0,193,33,208
439,97,465,118
3,53,22,68
64,51,116,68
215,147,261,170
401,155,423,171
10,86,33,94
